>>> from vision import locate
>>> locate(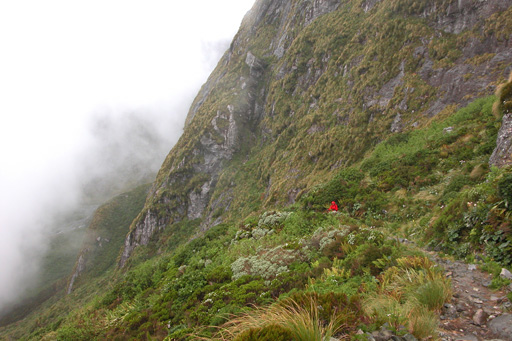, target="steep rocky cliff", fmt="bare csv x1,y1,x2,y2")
120,0,512,267
490,73,512,167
